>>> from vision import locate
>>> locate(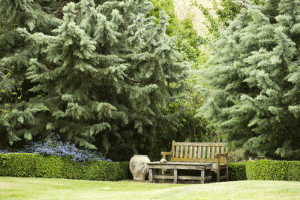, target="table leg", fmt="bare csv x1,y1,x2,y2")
174,169,178,184
149,168,153,183
201,167,205,184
